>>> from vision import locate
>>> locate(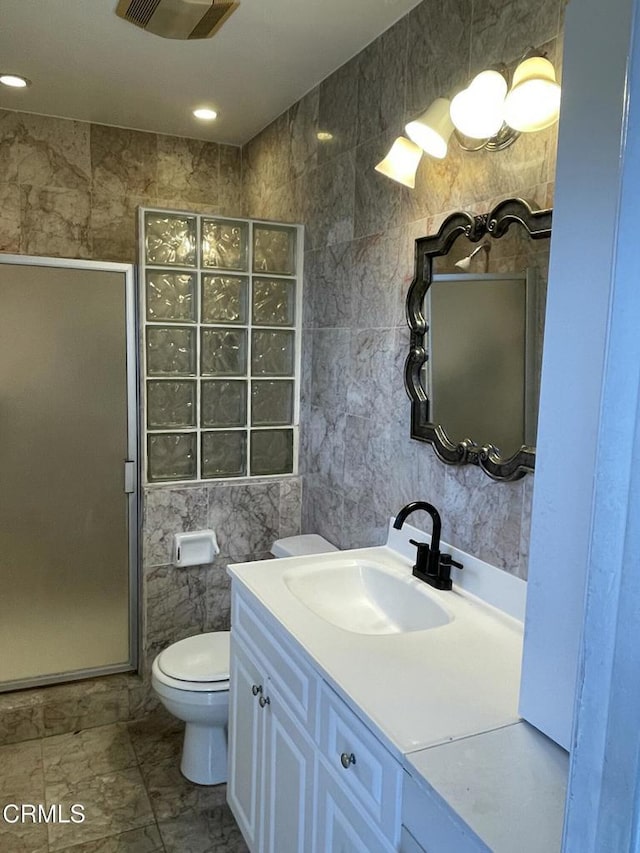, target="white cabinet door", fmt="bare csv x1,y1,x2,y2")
262,686,315,853
228,635,265,852
314,758,395,853
229,589,403,853
229,630,316,853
